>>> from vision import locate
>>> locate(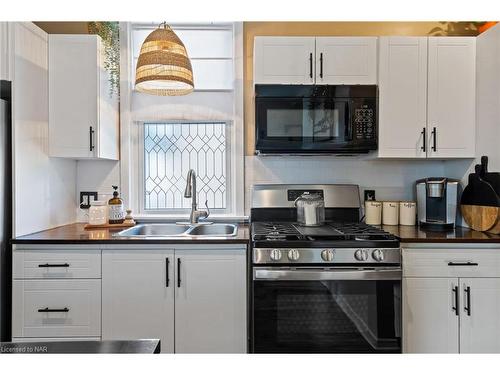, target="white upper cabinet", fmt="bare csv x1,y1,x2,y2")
315,37,377,84
378,36,476,159
378,37,428,158
427,37,476,158
49,35,119,160
0,22,9,80
254,36,377,85
254,37,315,84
